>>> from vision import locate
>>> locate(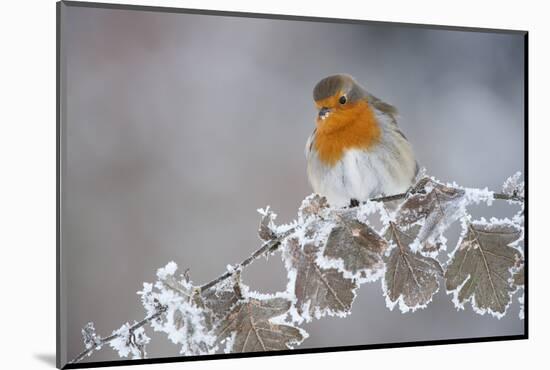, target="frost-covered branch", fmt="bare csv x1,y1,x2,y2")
69,171,525,364
201,190,521,294
69,307,167,364
199,230,293,293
